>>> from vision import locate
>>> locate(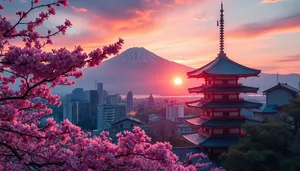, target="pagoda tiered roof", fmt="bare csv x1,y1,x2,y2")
187,55,261,78
185,117,245,127
188,85,259,93
182,132,240,147
186,100,262,109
